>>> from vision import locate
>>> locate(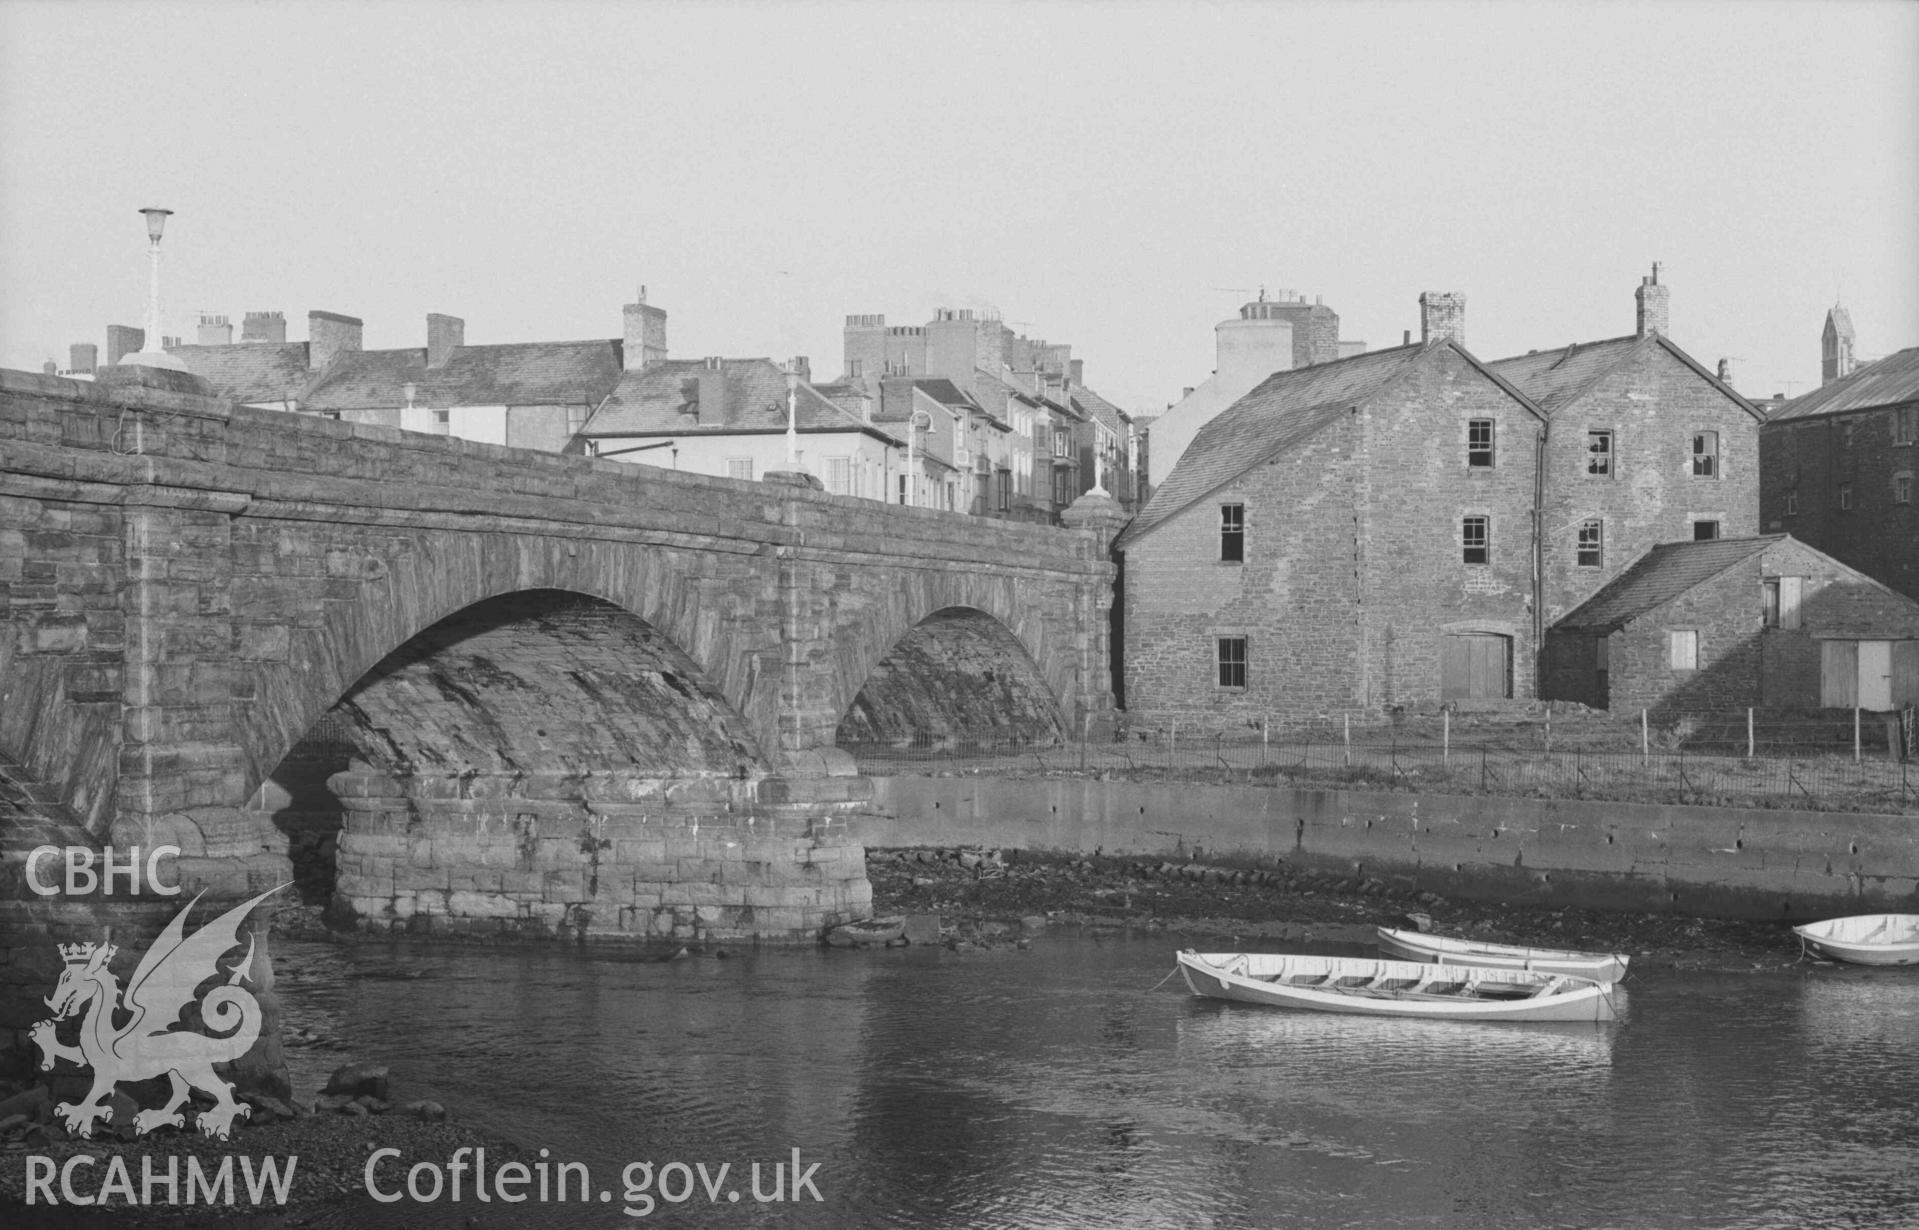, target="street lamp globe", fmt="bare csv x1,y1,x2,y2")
140,207,173,242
